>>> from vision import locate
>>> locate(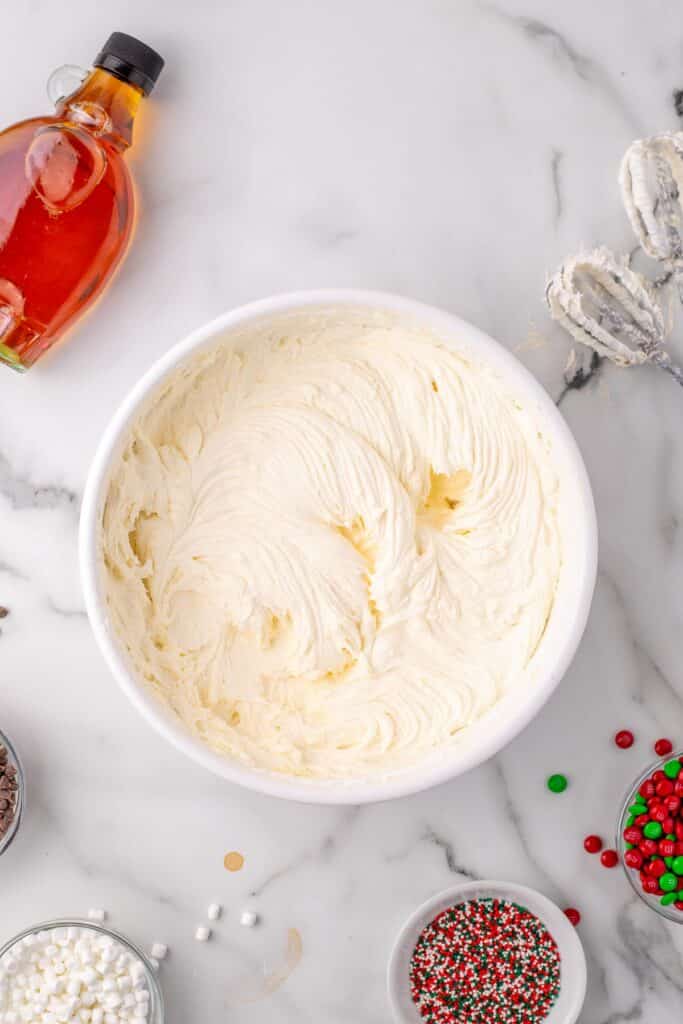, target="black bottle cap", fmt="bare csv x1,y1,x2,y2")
94,32,164,96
